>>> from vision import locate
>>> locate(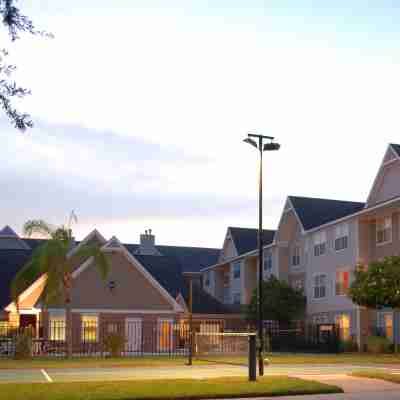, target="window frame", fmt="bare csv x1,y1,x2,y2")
313,231,327,257
232,292,241,305
335,269,350,296
291,246,301,267
263,252,273,271
232,261,241,280
376,216,392,245
49,315,66,342
334,223,349,251
313,273,327,299
81,314,99,343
